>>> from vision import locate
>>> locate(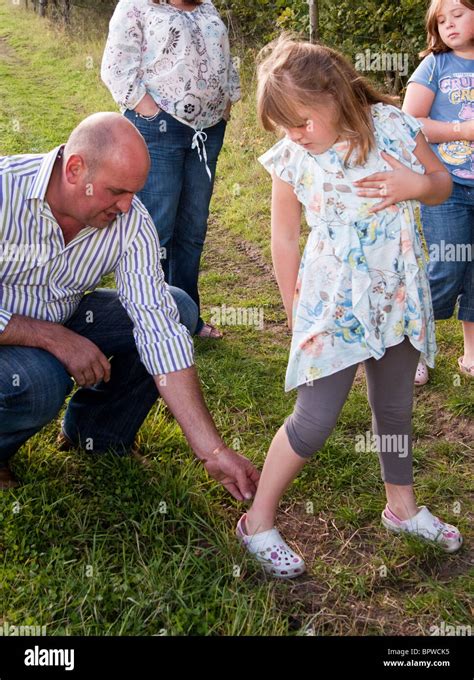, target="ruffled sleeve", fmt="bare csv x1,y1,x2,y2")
258,138,307,189
372,104,426,170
